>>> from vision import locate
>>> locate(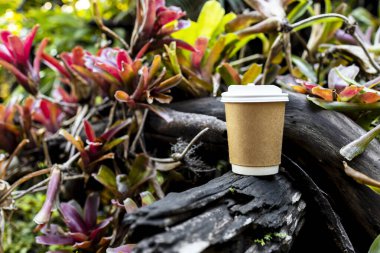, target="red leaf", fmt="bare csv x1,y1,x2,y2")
135,41,152,59
156,10,184,27
72,46,85,66
359,92,380,104
0,47,13,62
8,35,26,65
0,59,30,89
116,50,132,69
311,86,334,101
338,86,363,102
160,38,195,52
0,30,12,52
96,62,122,82
84,120,96,142
192,37,208,69
142,0,156,37
40,100,51,119
33,38,49,74
24,25,39,60
42,53,70,78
